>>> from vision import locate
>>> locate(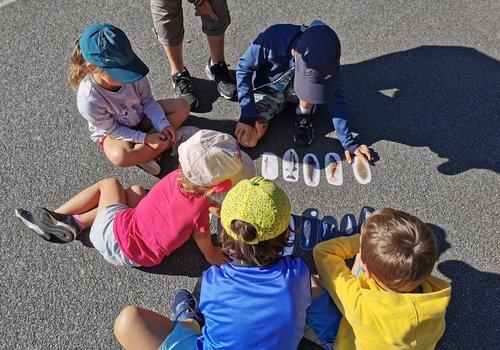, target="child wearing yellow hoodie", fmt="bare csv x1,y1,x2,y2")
313,208,451,349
